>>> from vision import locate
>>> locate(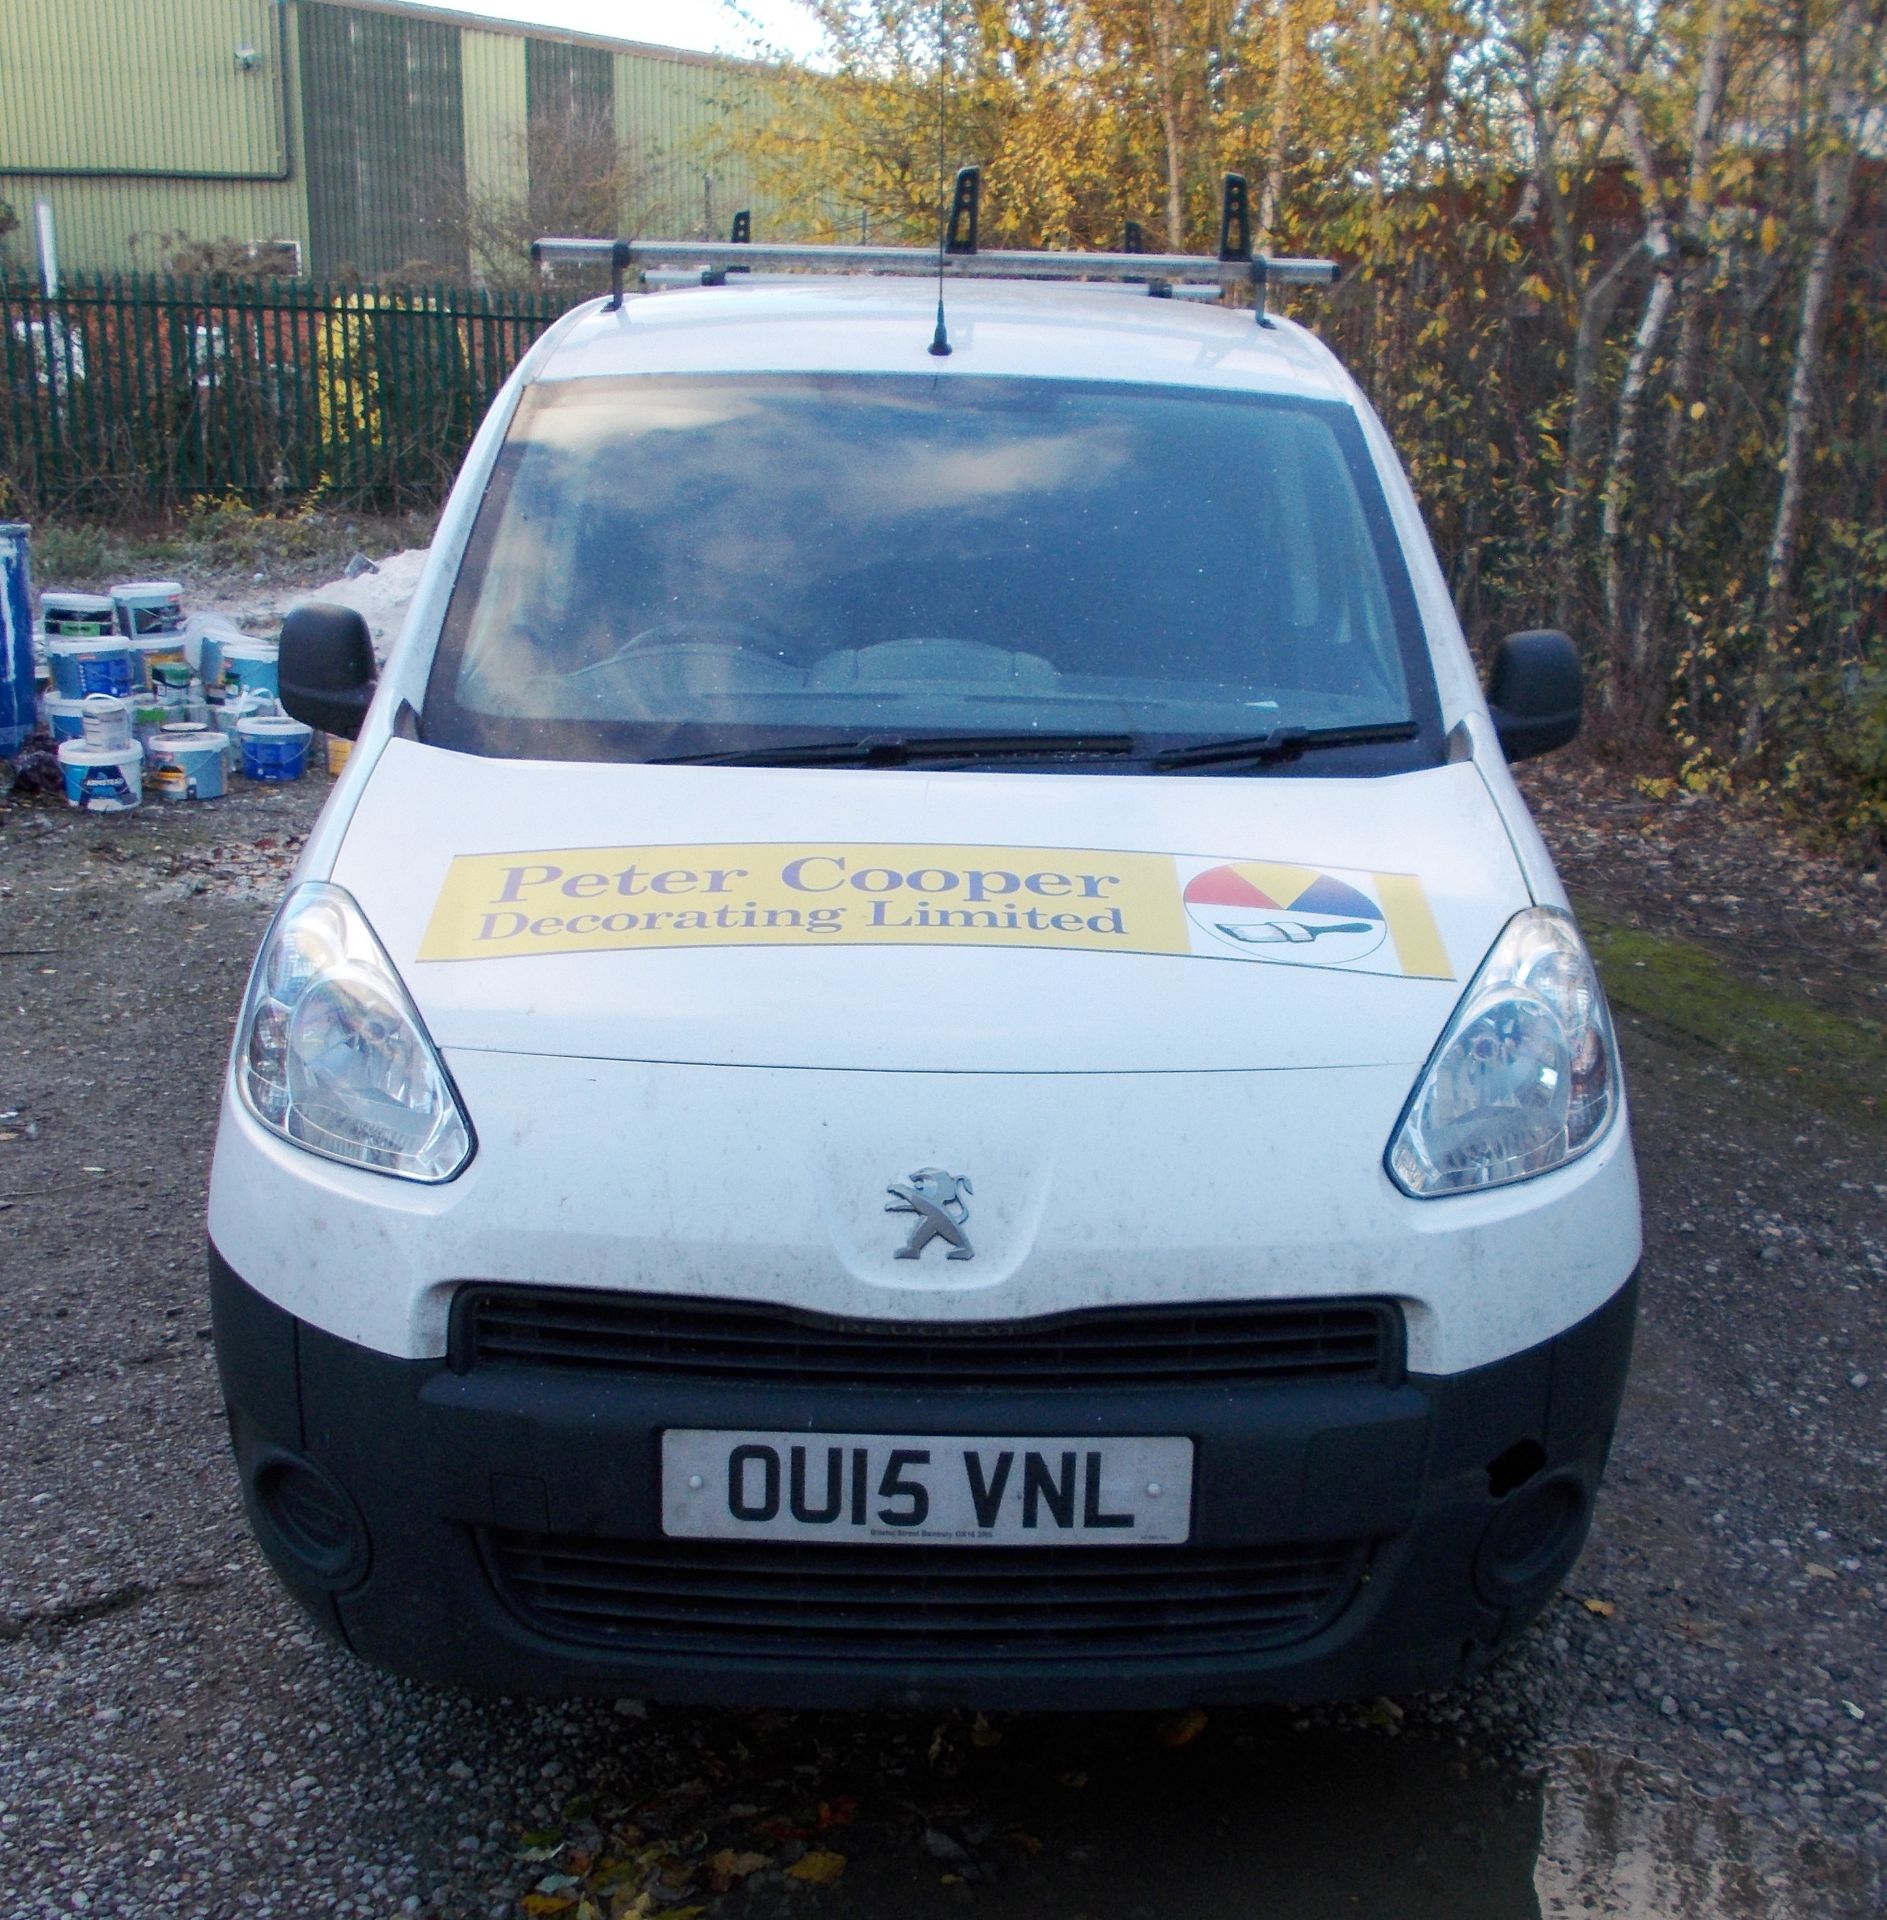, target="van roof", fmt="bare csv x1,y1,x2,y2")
534,276,1352,405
